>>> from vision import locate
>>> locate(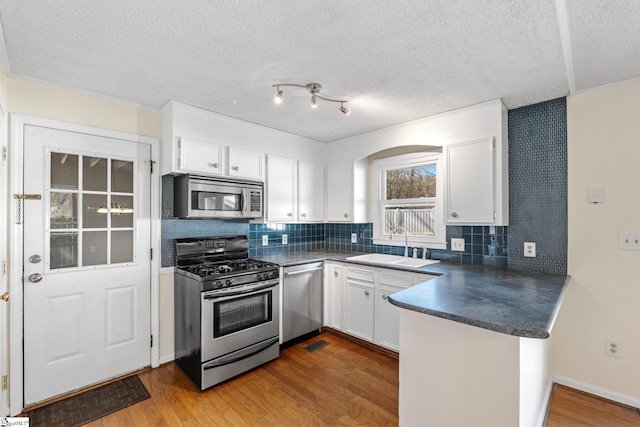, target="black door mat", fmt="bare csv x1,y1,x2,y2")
27,375,151,427
304,340,330,352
